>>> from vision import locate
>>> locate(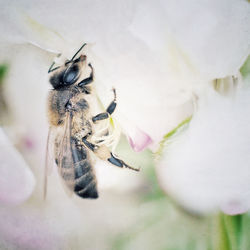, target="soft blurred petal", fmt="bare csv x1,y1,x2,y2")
4,0,249,81
158,0,250,79
0,128,35,205
0,208,63,250
157,84,250,214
